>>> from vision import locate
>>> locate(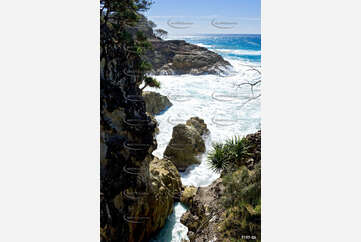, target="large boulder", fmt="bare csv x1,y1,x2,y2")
186,117,209,136
142,91,172,115
127,157,182,238
105,156,182,242
145,39,232,75
163,117,208,171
